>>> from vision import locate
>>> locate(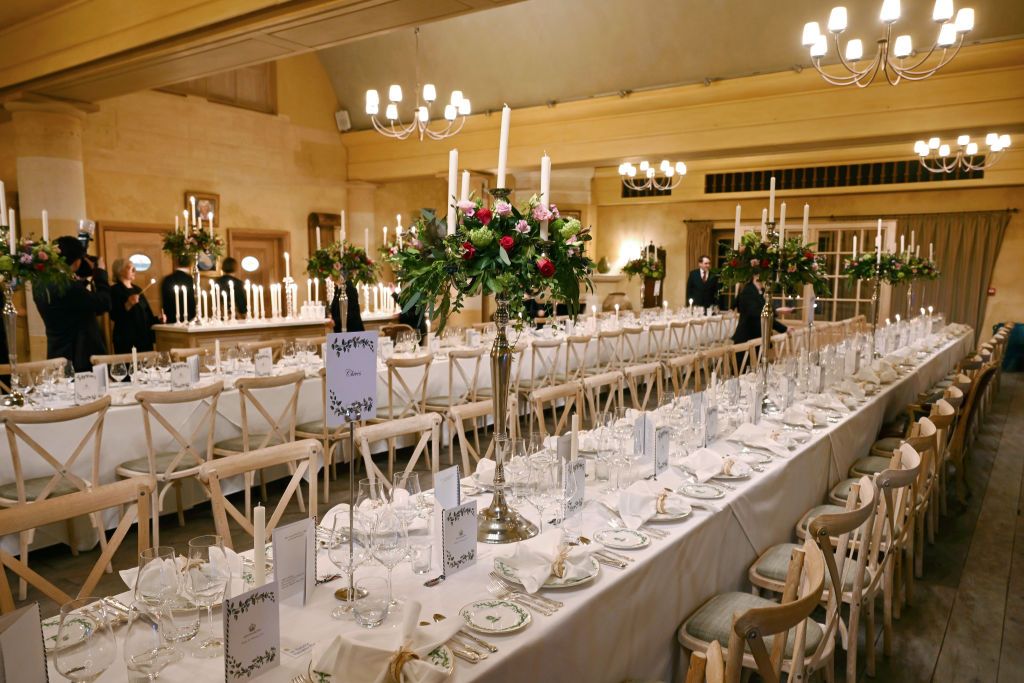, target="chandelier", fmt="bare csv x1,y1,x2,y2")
801,0,974,87
915,133,1012,172
618,160,687,191
364,28,470,141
